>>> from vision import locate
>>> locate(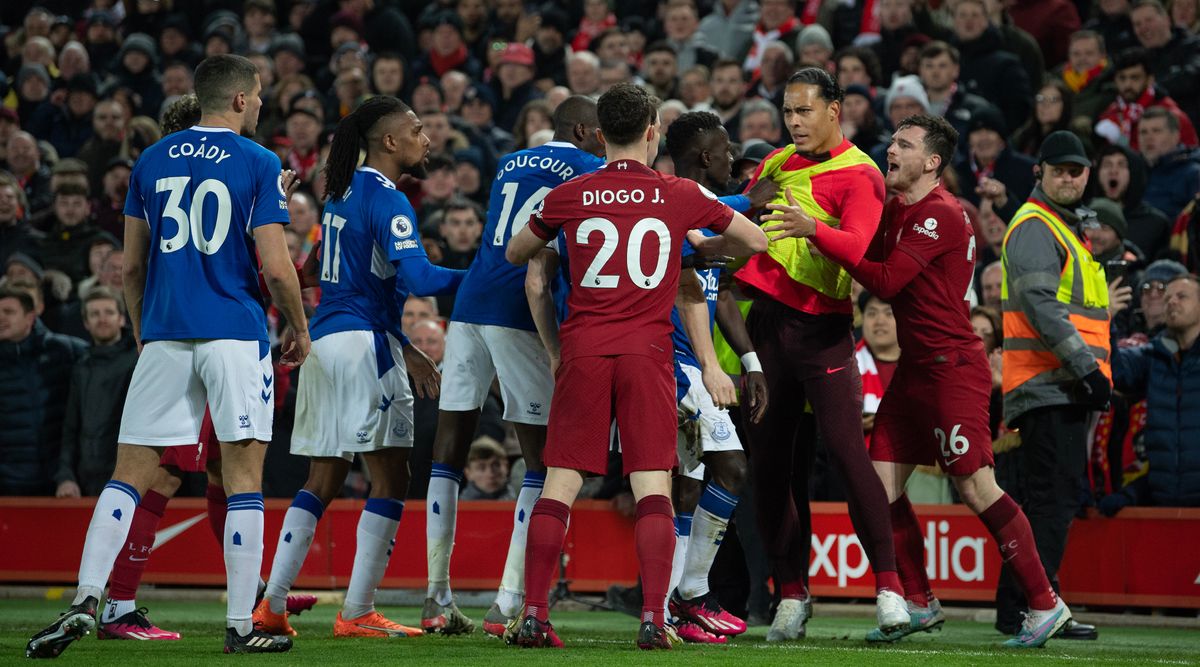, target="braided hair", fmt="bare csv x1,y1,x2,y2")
323,95,413,201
